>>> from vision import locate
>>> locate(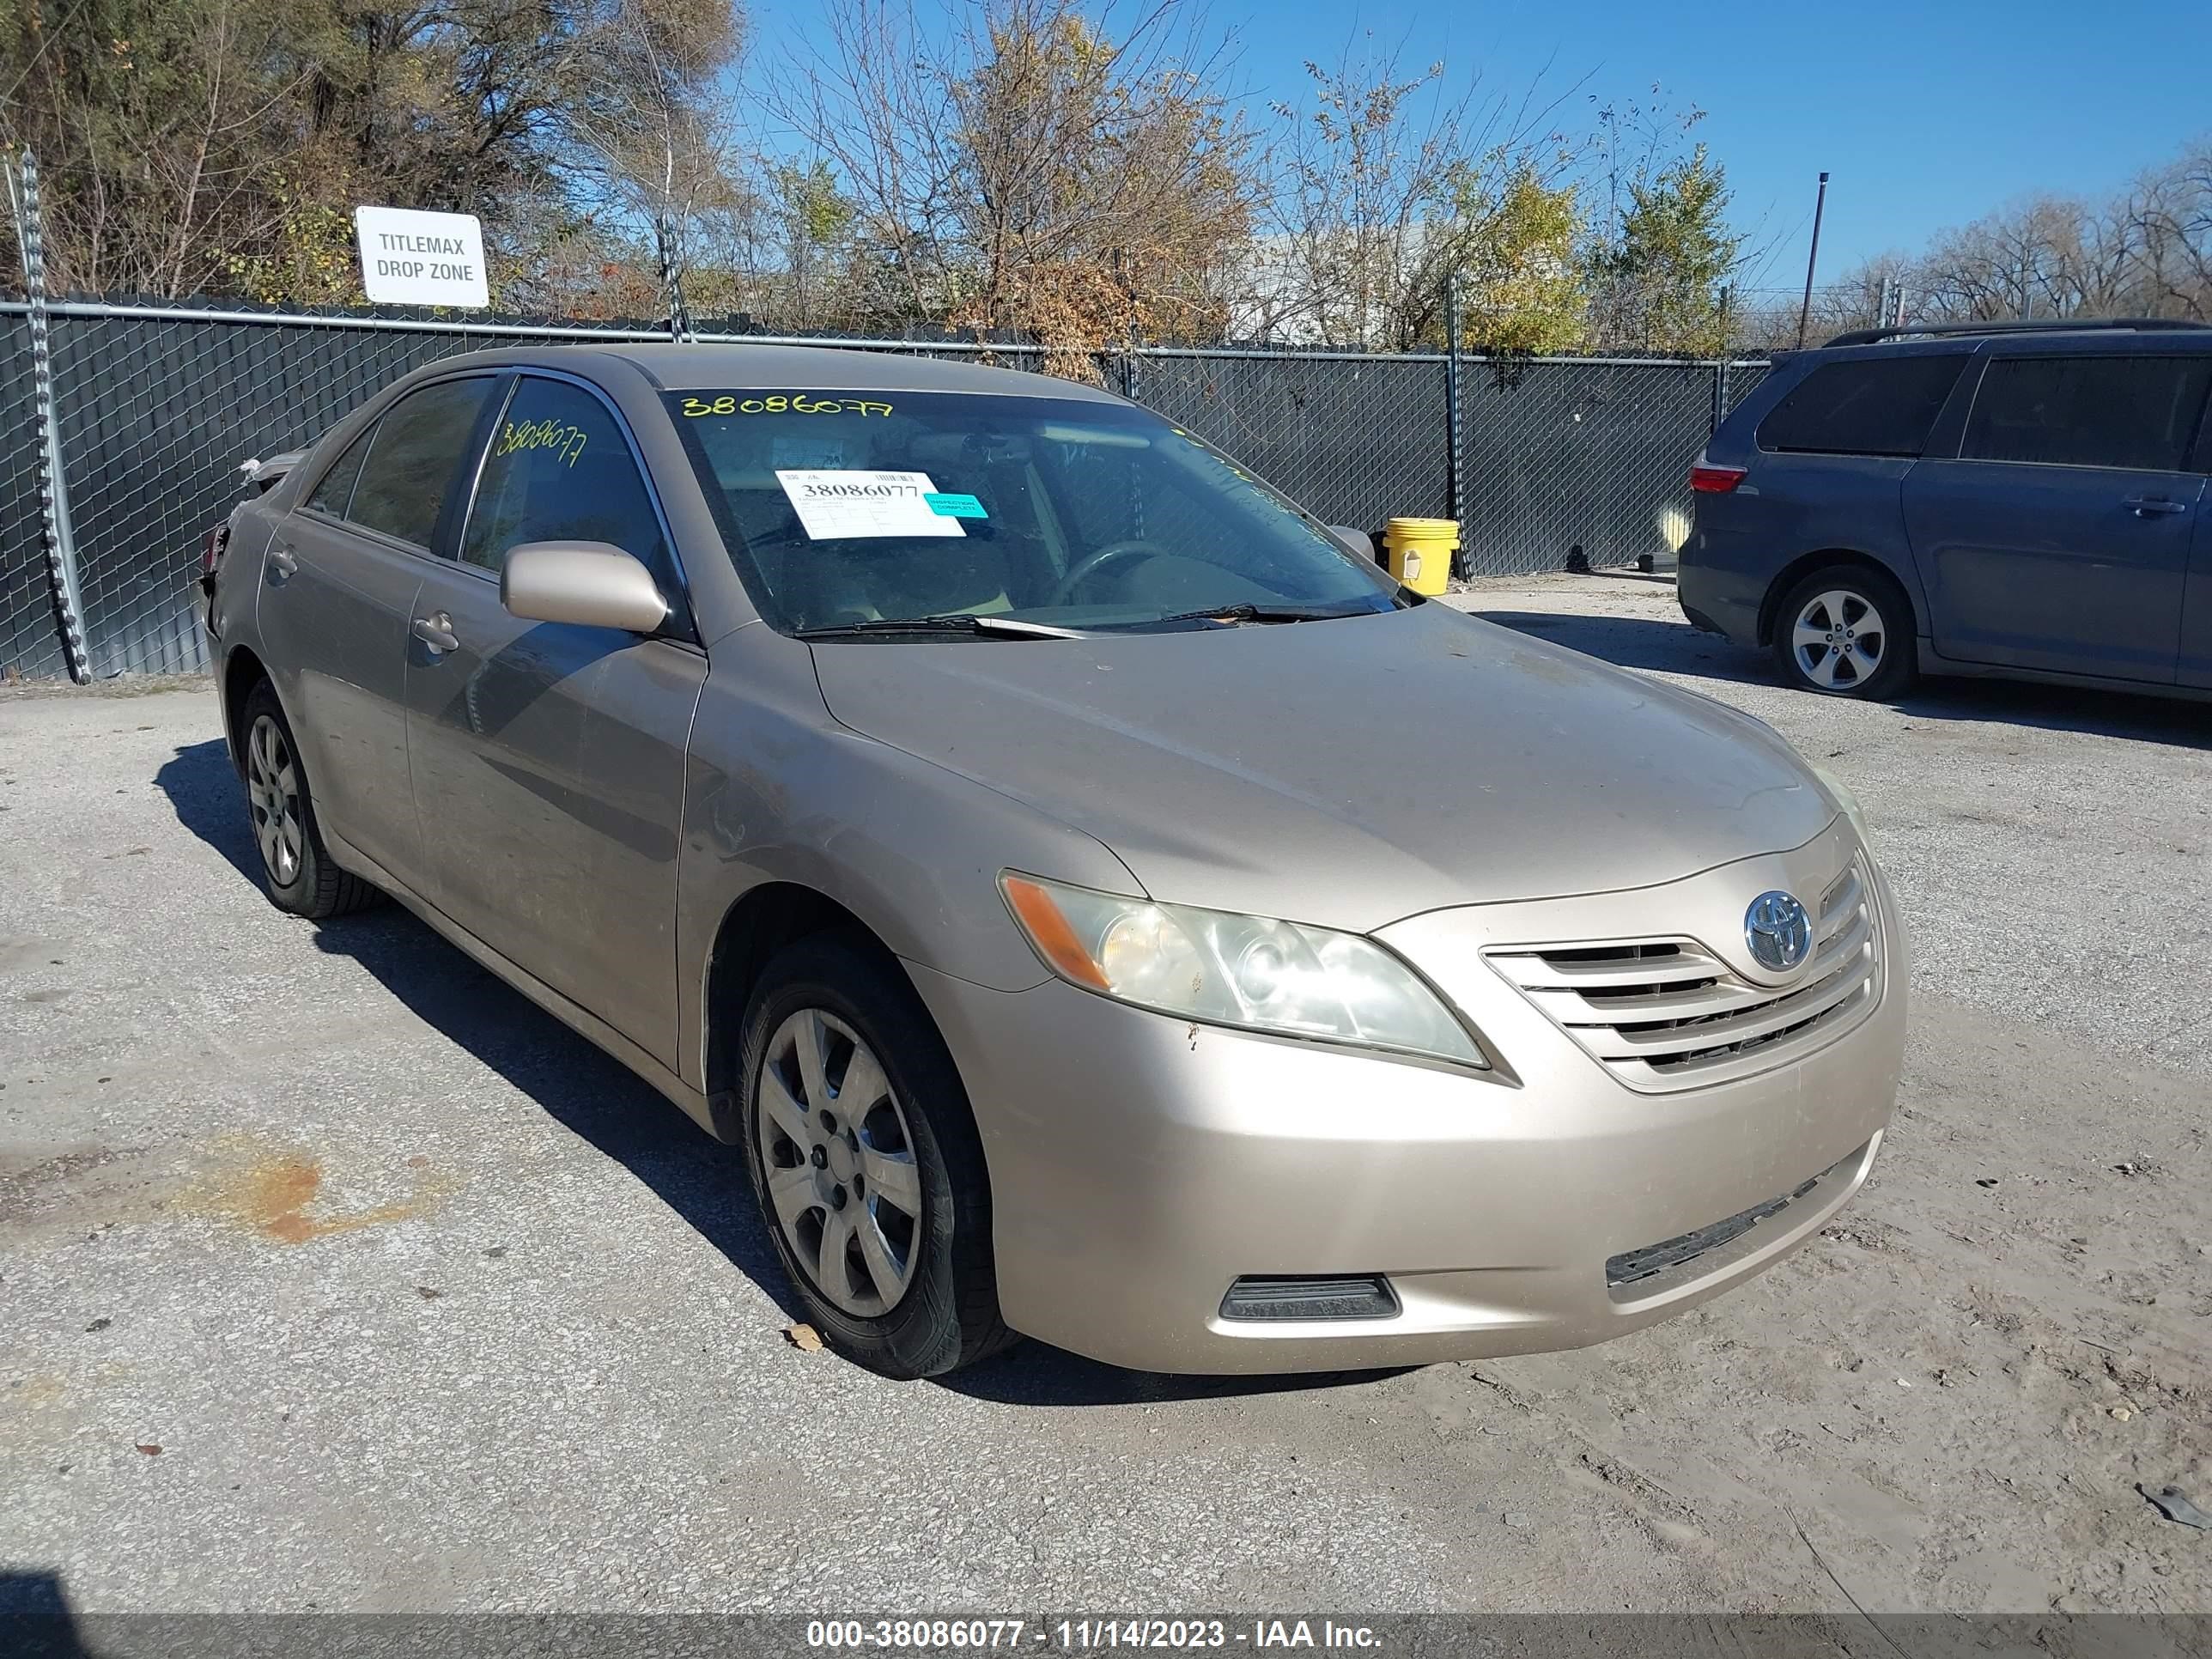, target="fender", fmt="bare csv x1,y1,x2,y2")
674,623,1144,1092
